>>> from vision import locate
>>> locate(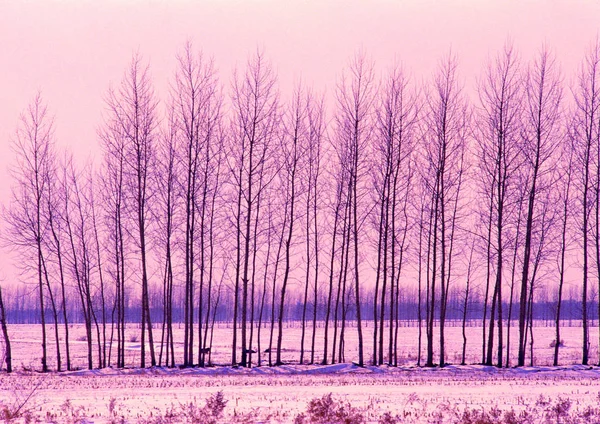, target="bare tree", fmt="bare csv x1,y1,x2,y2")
63,159,97,369
5,94,55,372
421,53,468,367
170,43,223,366
0,286,12,373
554,132,574,366
307,94,326,365
321,168,345,365
277,84,313,365
40,157,64,371
155,107,178,368
333,51,376,367
517,46,563,366
99,102,128,368
104,54,159,368
299,92,325,365
230,50,279,367
572,40,600,366
372,64,418,365
505,177,527,367
89,173,108,368
461,239,476,365
199,107,226,368
44,155,72,370
475,42,522,367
